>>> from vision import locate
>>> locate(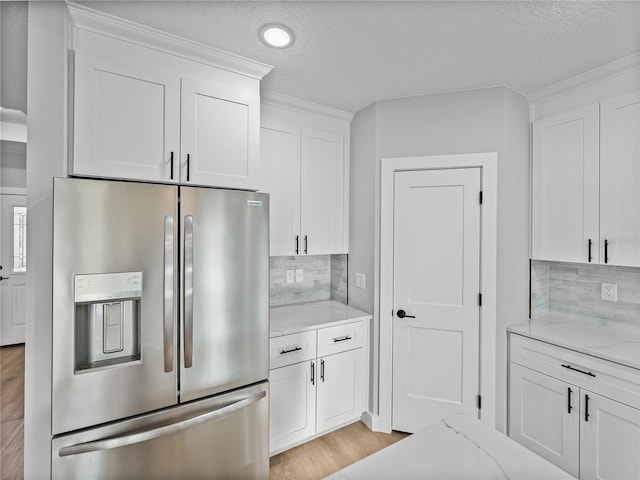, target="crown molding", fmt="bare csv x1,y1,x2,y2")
527,53,640,105
66,2,273,80
261,91,354,123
